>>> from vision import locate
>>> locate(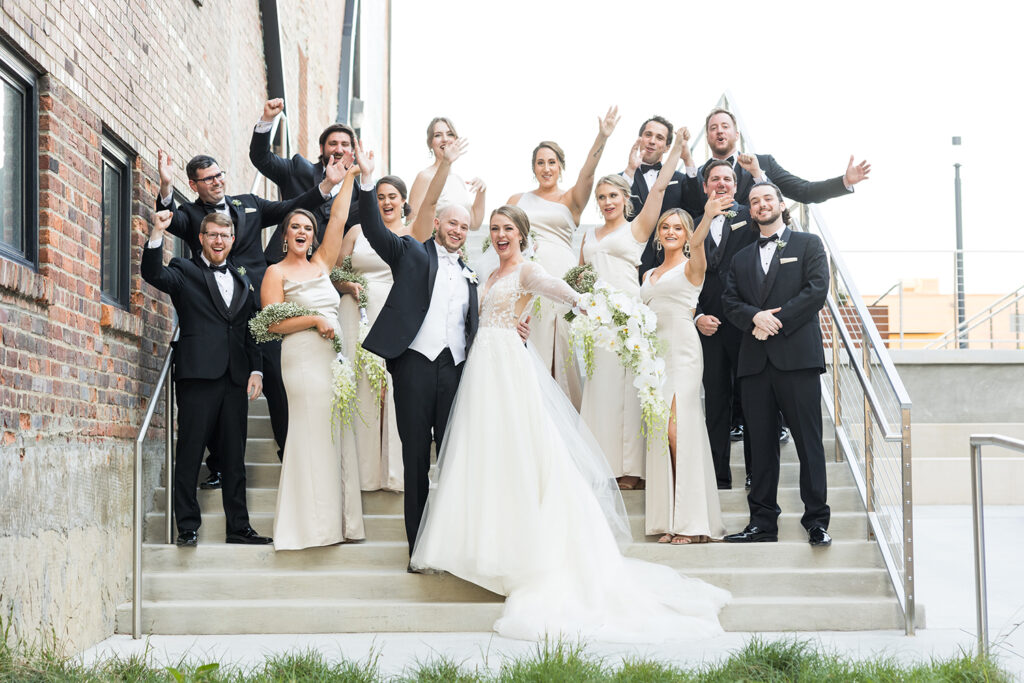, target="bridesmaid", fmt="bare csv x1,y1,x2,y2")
642,204,726,544
578,130,686,490
334,139,466,492
508,107,620,408
408,116,486,229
